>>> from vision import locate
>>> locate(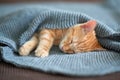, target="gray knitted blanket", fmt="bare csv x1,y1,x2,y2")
0,0,120,76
